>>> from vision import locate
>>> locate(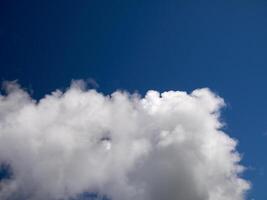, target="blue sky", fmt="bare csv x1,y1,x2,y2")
0,1,267,199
